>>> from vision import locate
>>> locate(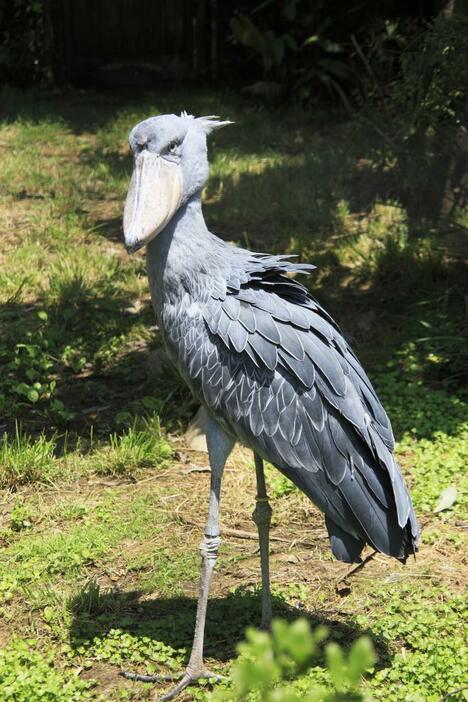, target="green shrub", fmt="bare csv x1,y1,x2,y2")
0,1,52,87
394,16,468,136
214,619,376,701
357,16,468,220
230,2,356,107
